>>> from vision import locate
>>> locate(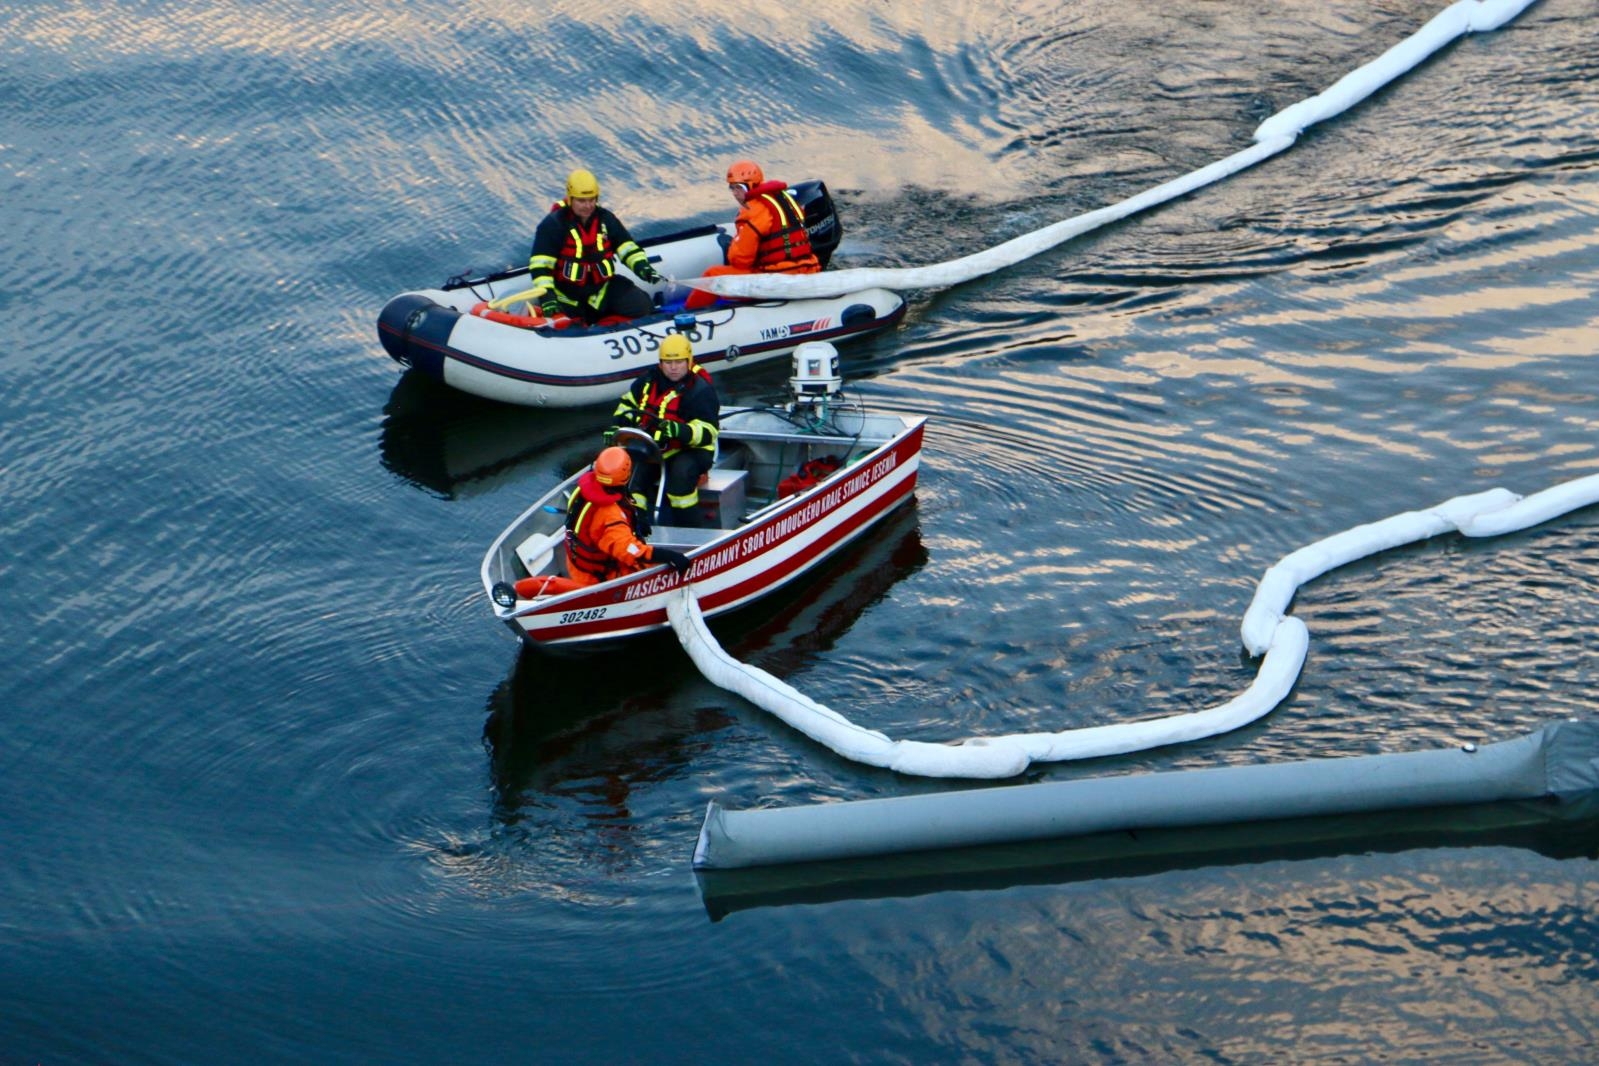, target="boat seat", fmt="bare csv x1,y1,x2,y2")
652,526,728,552
697,468,747,528
713,444,747,471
